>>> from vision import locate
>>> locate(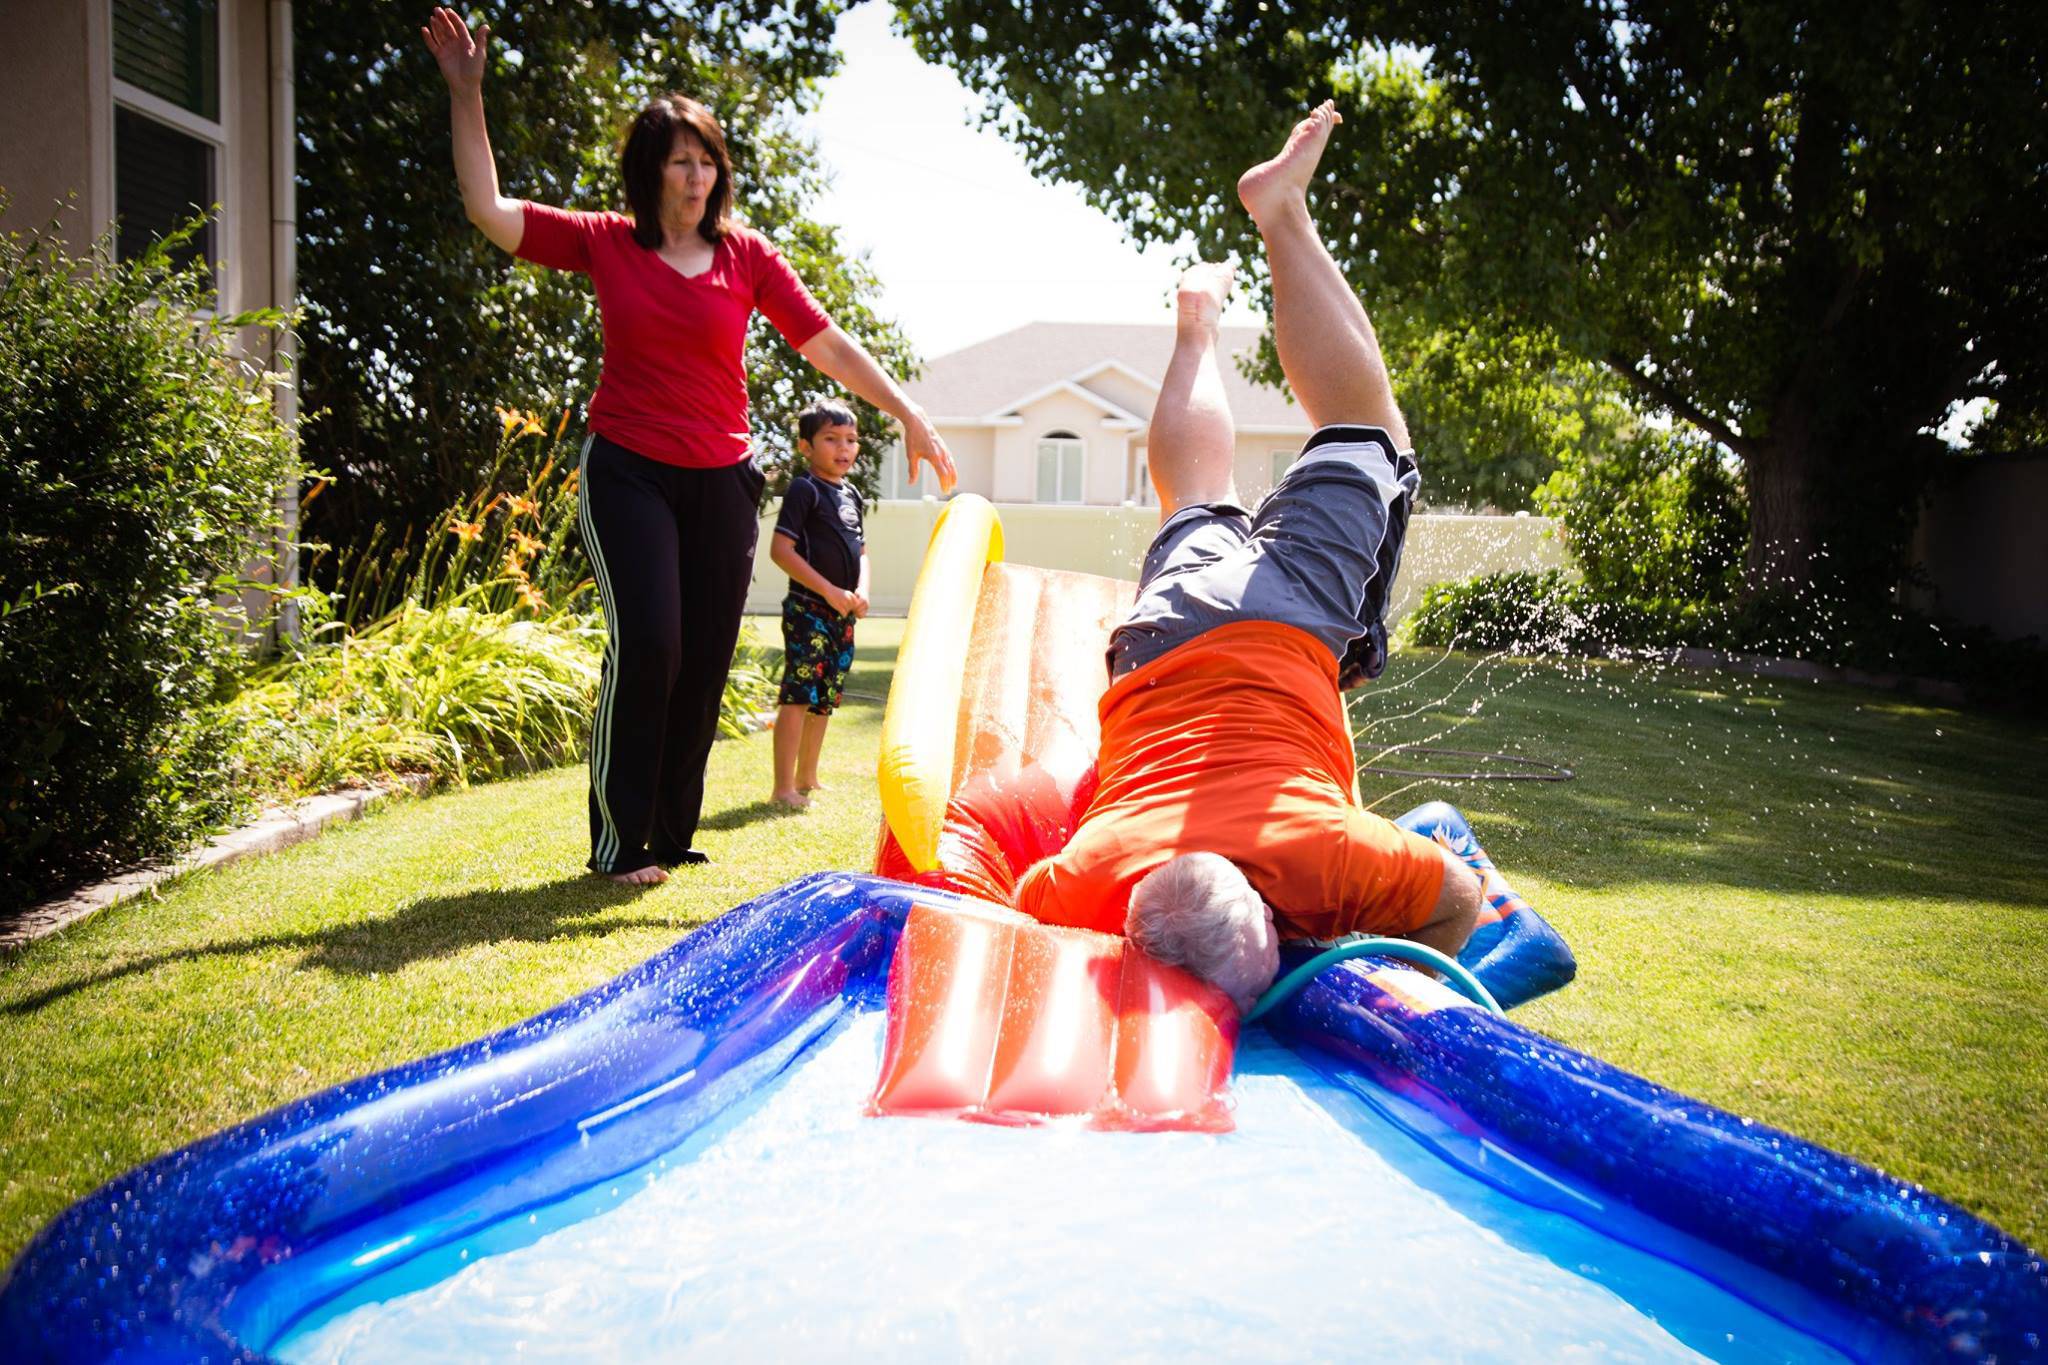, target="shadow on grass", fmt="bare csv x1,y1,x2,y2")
4,875,688,1017
698,799,811,833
